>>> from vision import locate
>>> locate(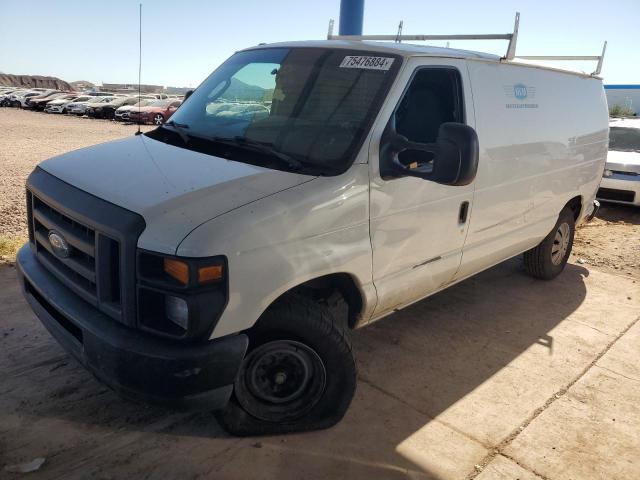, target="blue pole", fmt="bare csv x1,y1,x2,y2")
339,0,364,35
